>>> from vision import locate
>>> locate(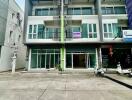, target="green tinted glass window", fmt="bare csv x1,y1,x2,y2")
93,24,96,32
41,9,49,16
72,27,80,32
82,7,92,15
114,7,126,14
112,23,118,36
29,25,32,33
102,7,106,14
66,54,72,68
33,25,37,33
89,24,92,32
74,8,81,15
38,24,45,39
106,7,114,14
50,8,56,16
81,24,88,38
104,24,107,32
28,34,32,39
41,55,46,68
108,24,112,32
35,9,42,16
46,28,54,39
31,54,37,68
68,8,73,15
